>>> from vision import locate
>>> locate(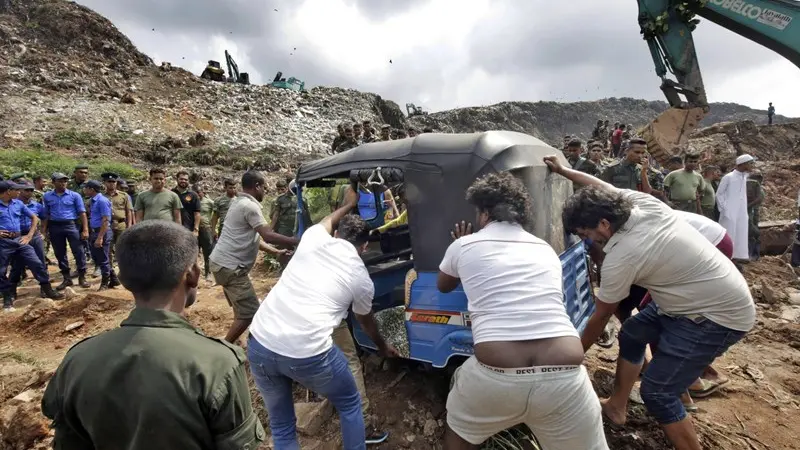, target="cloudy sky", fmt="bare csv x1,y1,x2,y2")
76,0,800,116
